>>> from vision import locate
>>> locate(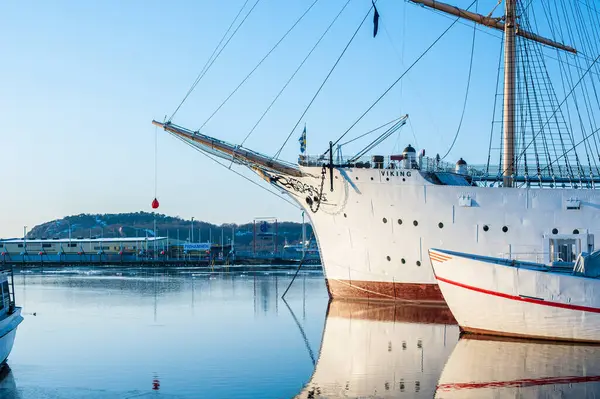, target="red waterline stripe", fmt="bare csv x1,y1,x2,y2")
436,275,600,314
437,375,600,391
